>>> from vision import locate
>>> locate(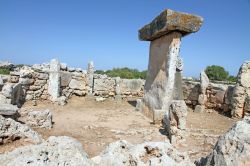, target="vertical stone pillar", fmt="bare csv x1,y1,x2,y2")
87,61,94,95
138,9,203,124
115,77,122,101
48,59,61,101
